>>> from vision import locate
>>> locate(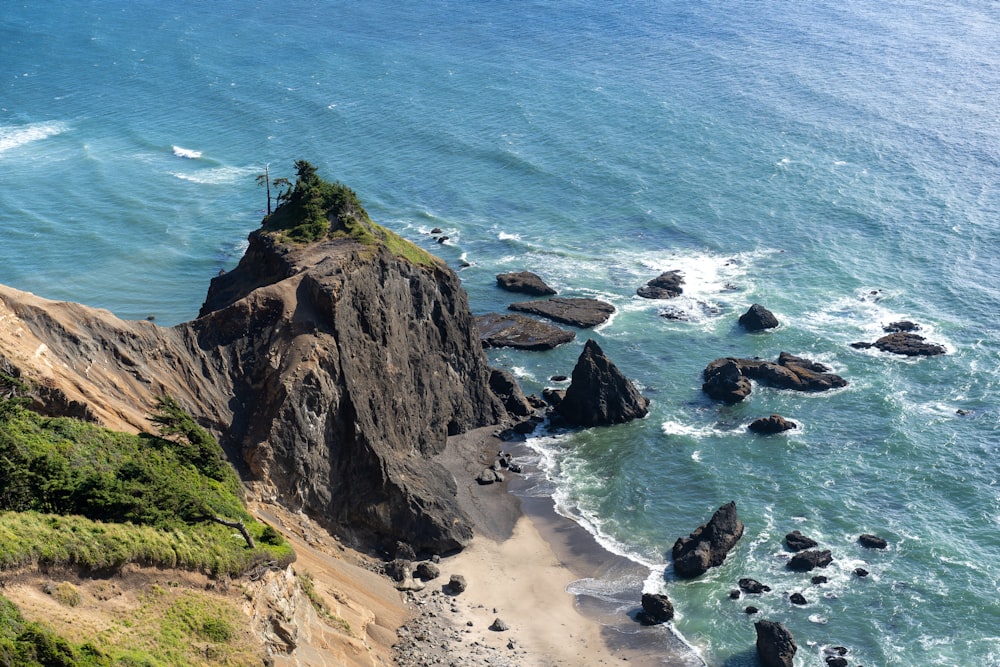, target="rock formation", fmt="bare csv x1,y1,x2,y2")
755,620,797,667
858,533,888,549
637,270,684,299
787,549,833,572
489,368,534,418
851,331,946,356
476,312,575,350
748,414,797,434
672,501,744,578
636,593,675,625
508,297,615,328
556,339,649,427
495,271,556,296
738,304,779,331
785,530,818,552
703,352,847,402
0,222,511,554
